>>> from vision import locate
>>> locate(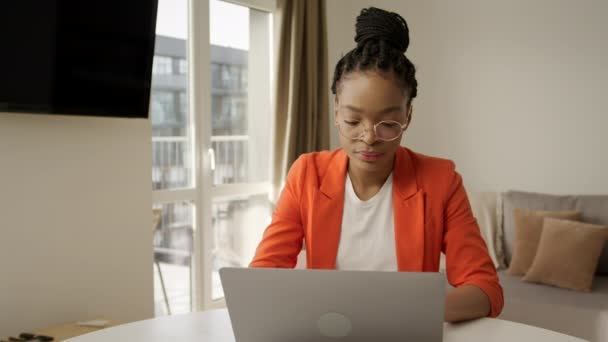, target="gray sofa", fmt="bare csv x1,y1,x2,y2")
499,270,608,341
474,191,608,342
